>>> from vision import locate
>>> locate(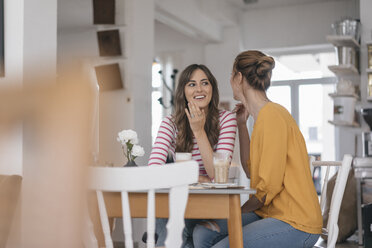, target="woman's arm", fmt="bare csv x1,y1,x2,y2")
233,104,251,178
194,130,215,178
148,117,175,166
185,101,215,179
215,111,237,166
252,110,287,207
238,123,250,178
